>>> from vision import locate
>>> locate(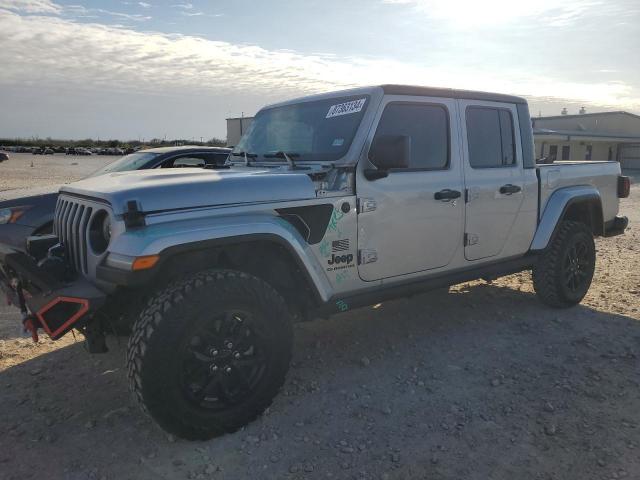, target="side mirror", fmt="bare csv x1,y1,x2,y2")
365,135,411,180
368,134,411,171
364,135,411,180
